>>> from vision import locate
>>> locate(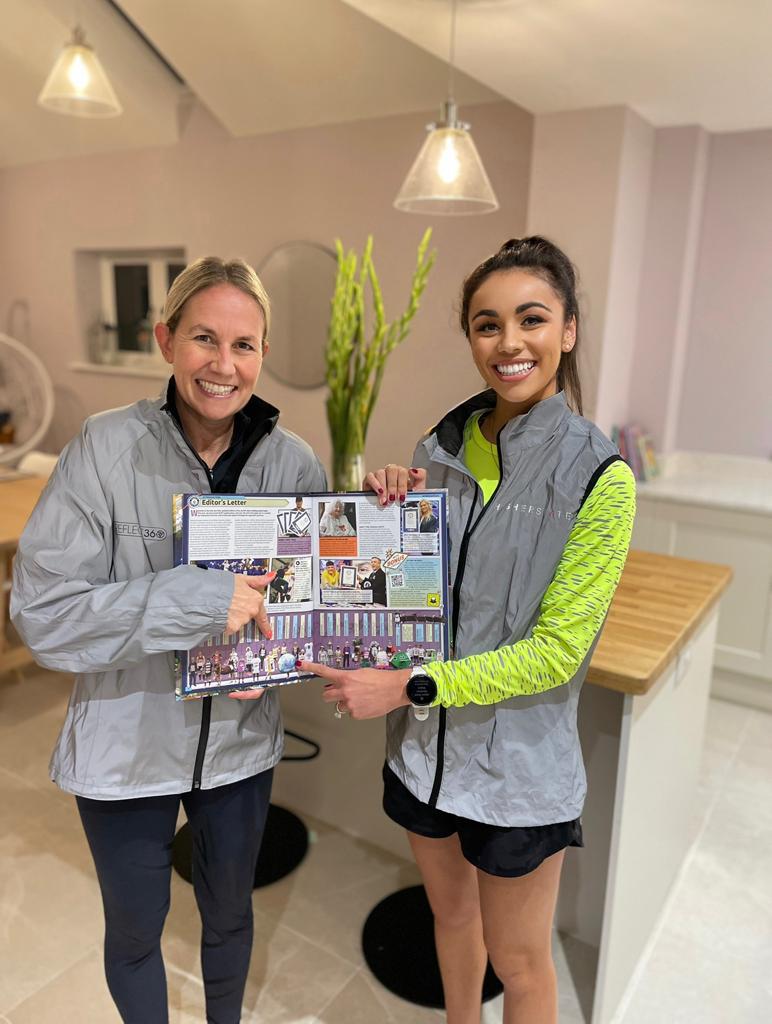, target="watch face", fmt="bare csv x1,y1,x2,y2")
407,673,437,706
